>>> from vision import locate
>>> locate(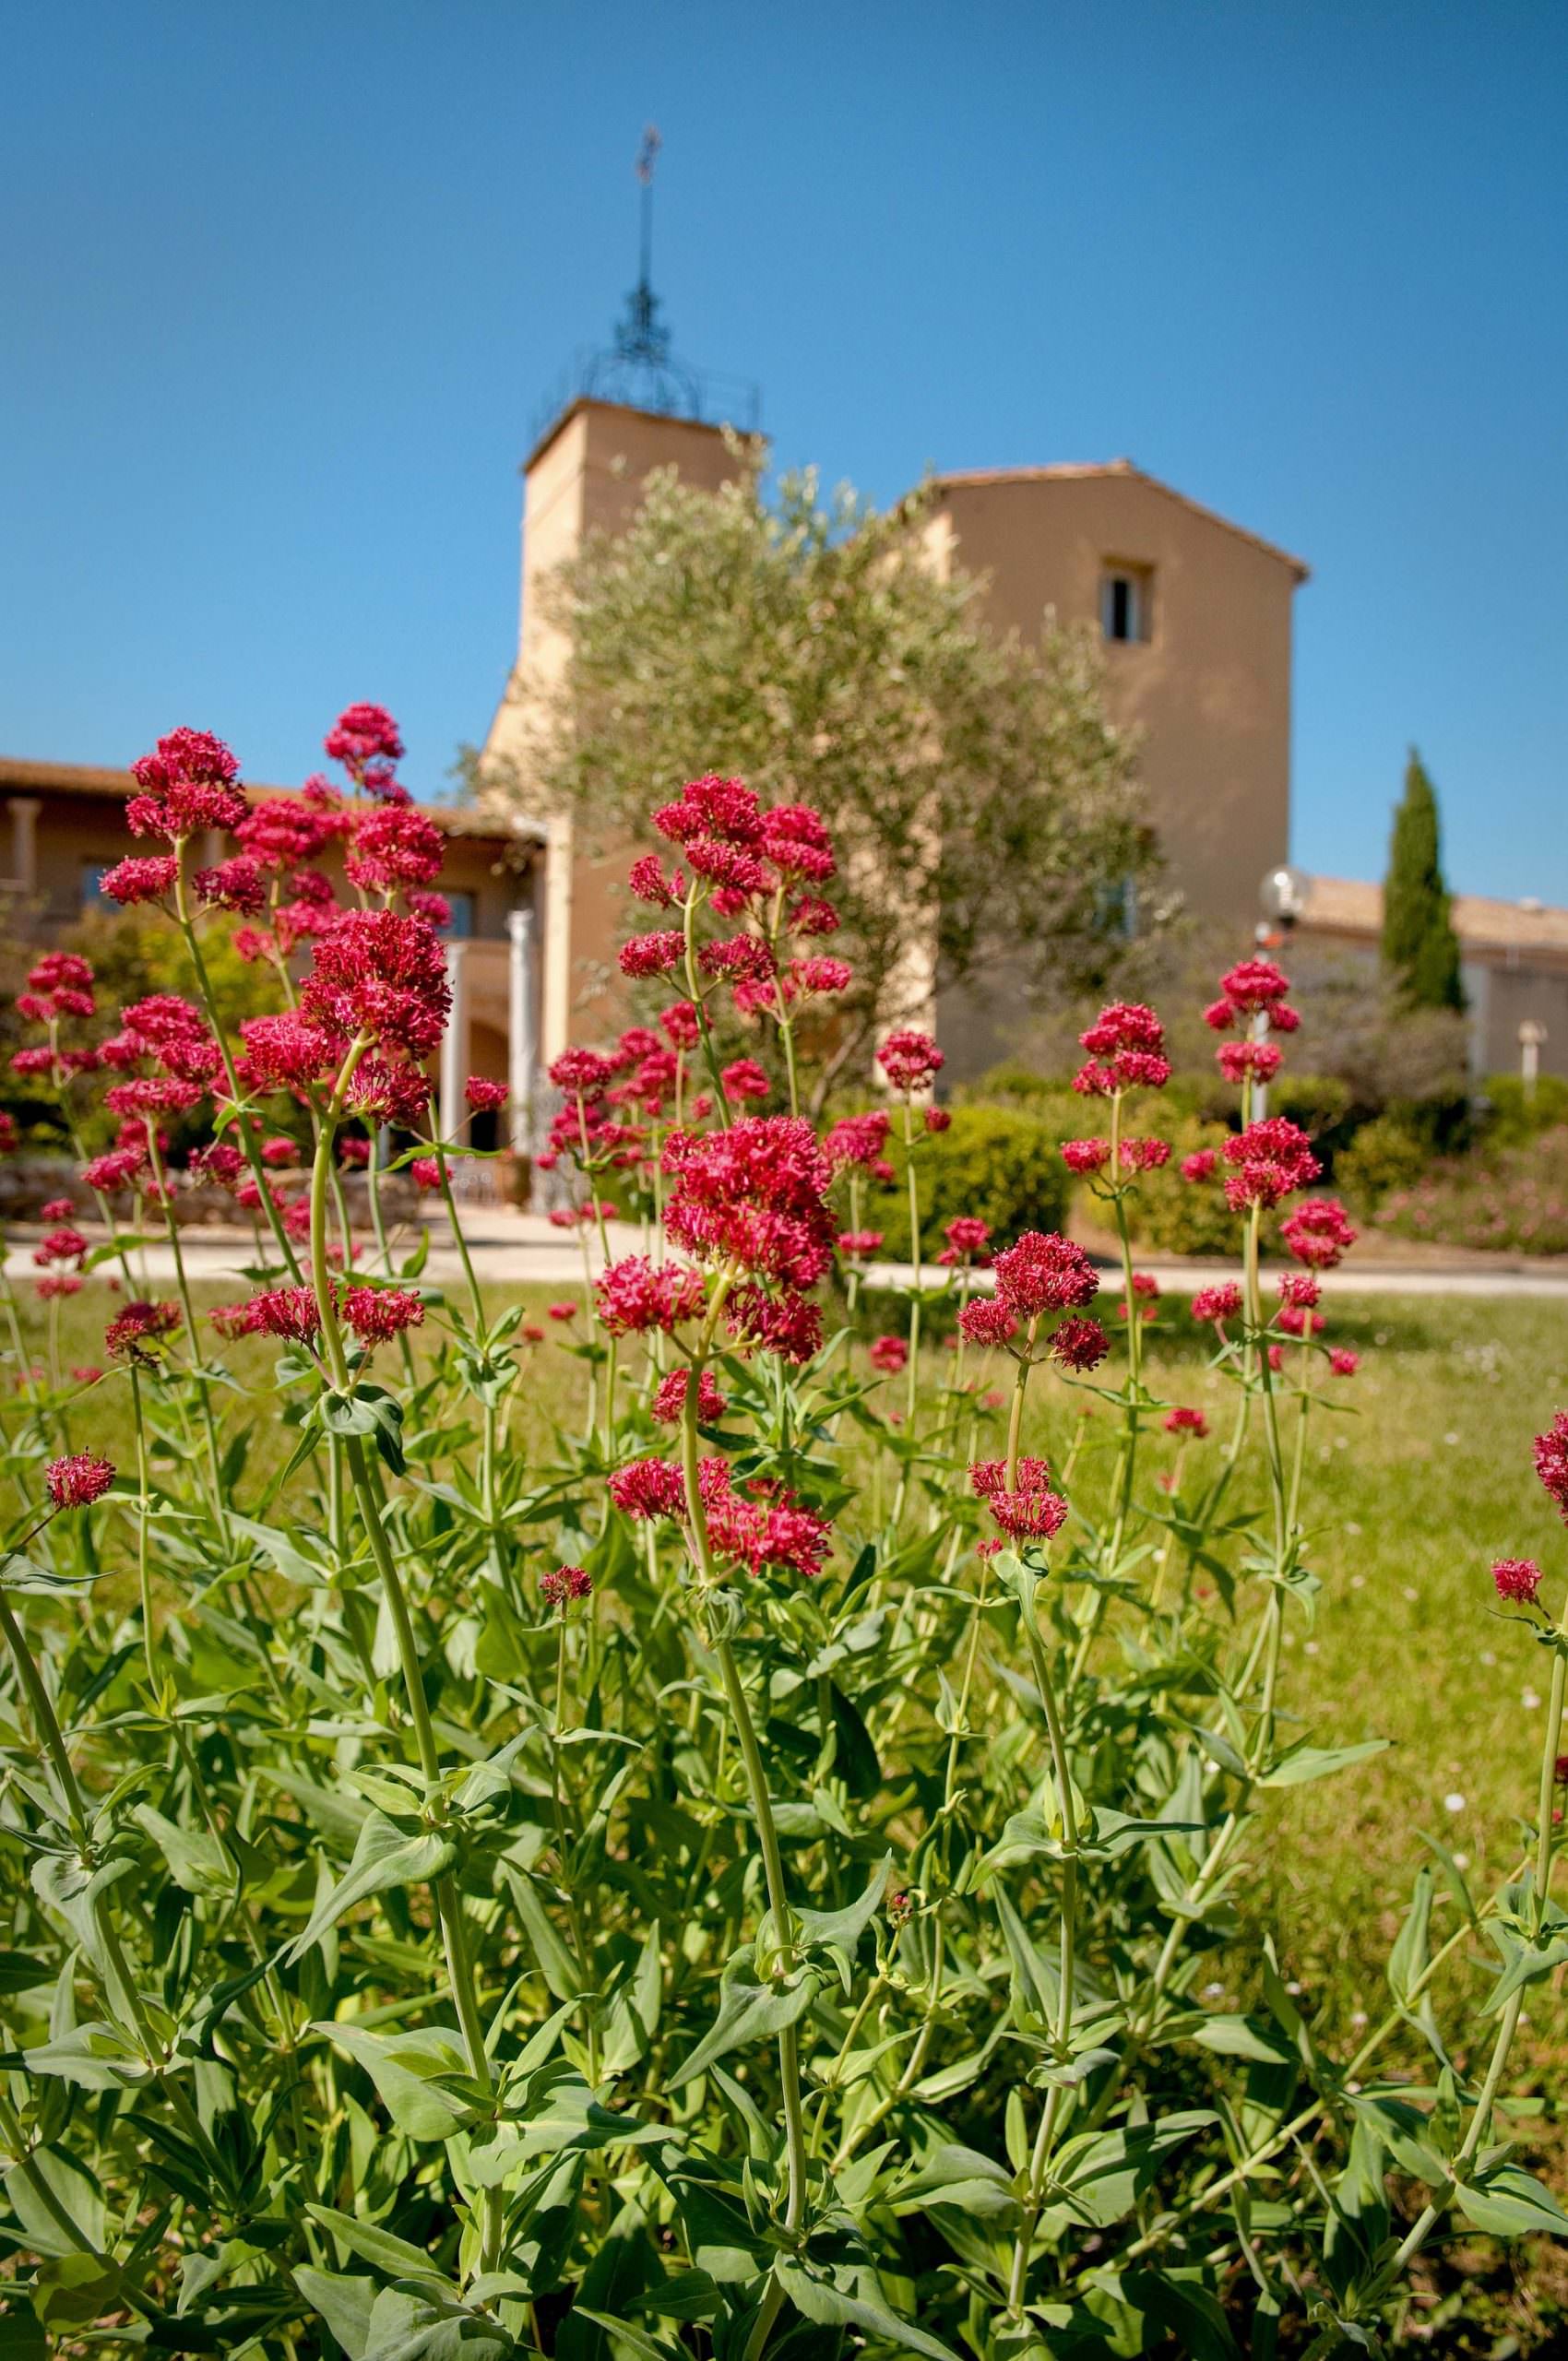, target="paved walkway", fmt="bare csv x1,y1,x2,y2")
9,1210,1568,1299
